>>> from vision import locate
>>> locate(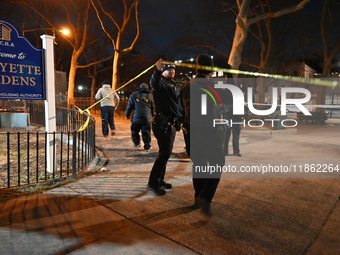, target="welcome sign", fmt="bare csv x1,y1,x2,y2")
0,20,45,100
